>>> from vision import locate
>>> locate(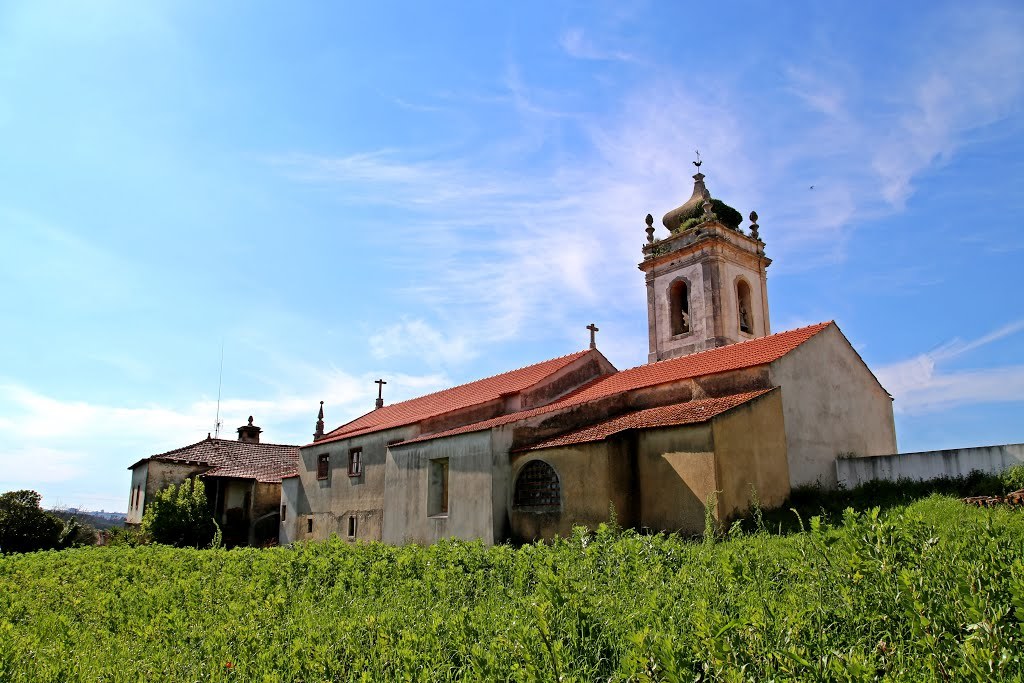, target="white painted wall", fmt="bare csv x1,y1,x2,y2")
769,324,898,488
837,443,1024,488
